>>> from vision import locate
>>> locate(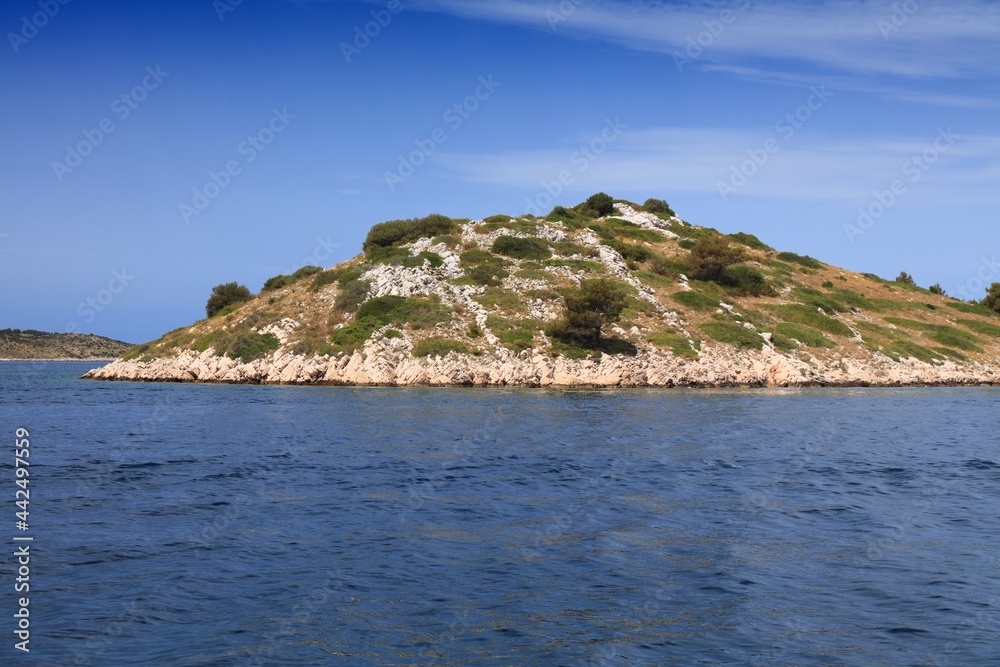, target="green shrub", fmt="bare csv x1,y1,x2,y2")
583,192,616,217
431,234,460,248
791,287,847,314
929,283,945,295
773,323,835,348
728,232,771,250
947,301,996,317
551,241,599,257
292,265,323,279
262,274,294,291
487,316,538,351
982,283,1000,314
604,218,664,243
719,264,775,297
492,236,551,260
648,331,697,357
822,281,835,289
331,317,381,348
650,255,684,278
384,329,403,339
459,249,508,286
895,271,916,285
484,214,512,223
642,198,675,216
363,214,457,253
355,296,452,329
206,282,253,318
768,304,854,337
219,332,280,362
671,290,718,312
776,252,823,269
411,337,469,358
546,206,576,223
700,321,764,350
687,236,748,281
335,280,370,312
958,319,1000,337
467,322,483,338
